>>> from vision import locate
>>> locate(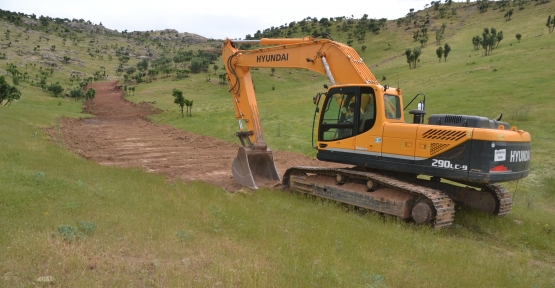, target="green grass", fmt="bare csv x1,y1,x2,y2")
2,2,555,286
